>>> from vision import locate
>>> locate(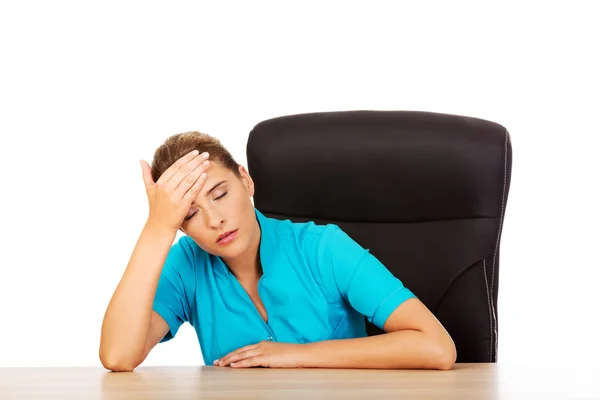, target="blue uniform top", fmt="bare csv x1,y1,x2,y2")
152,207,416,364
